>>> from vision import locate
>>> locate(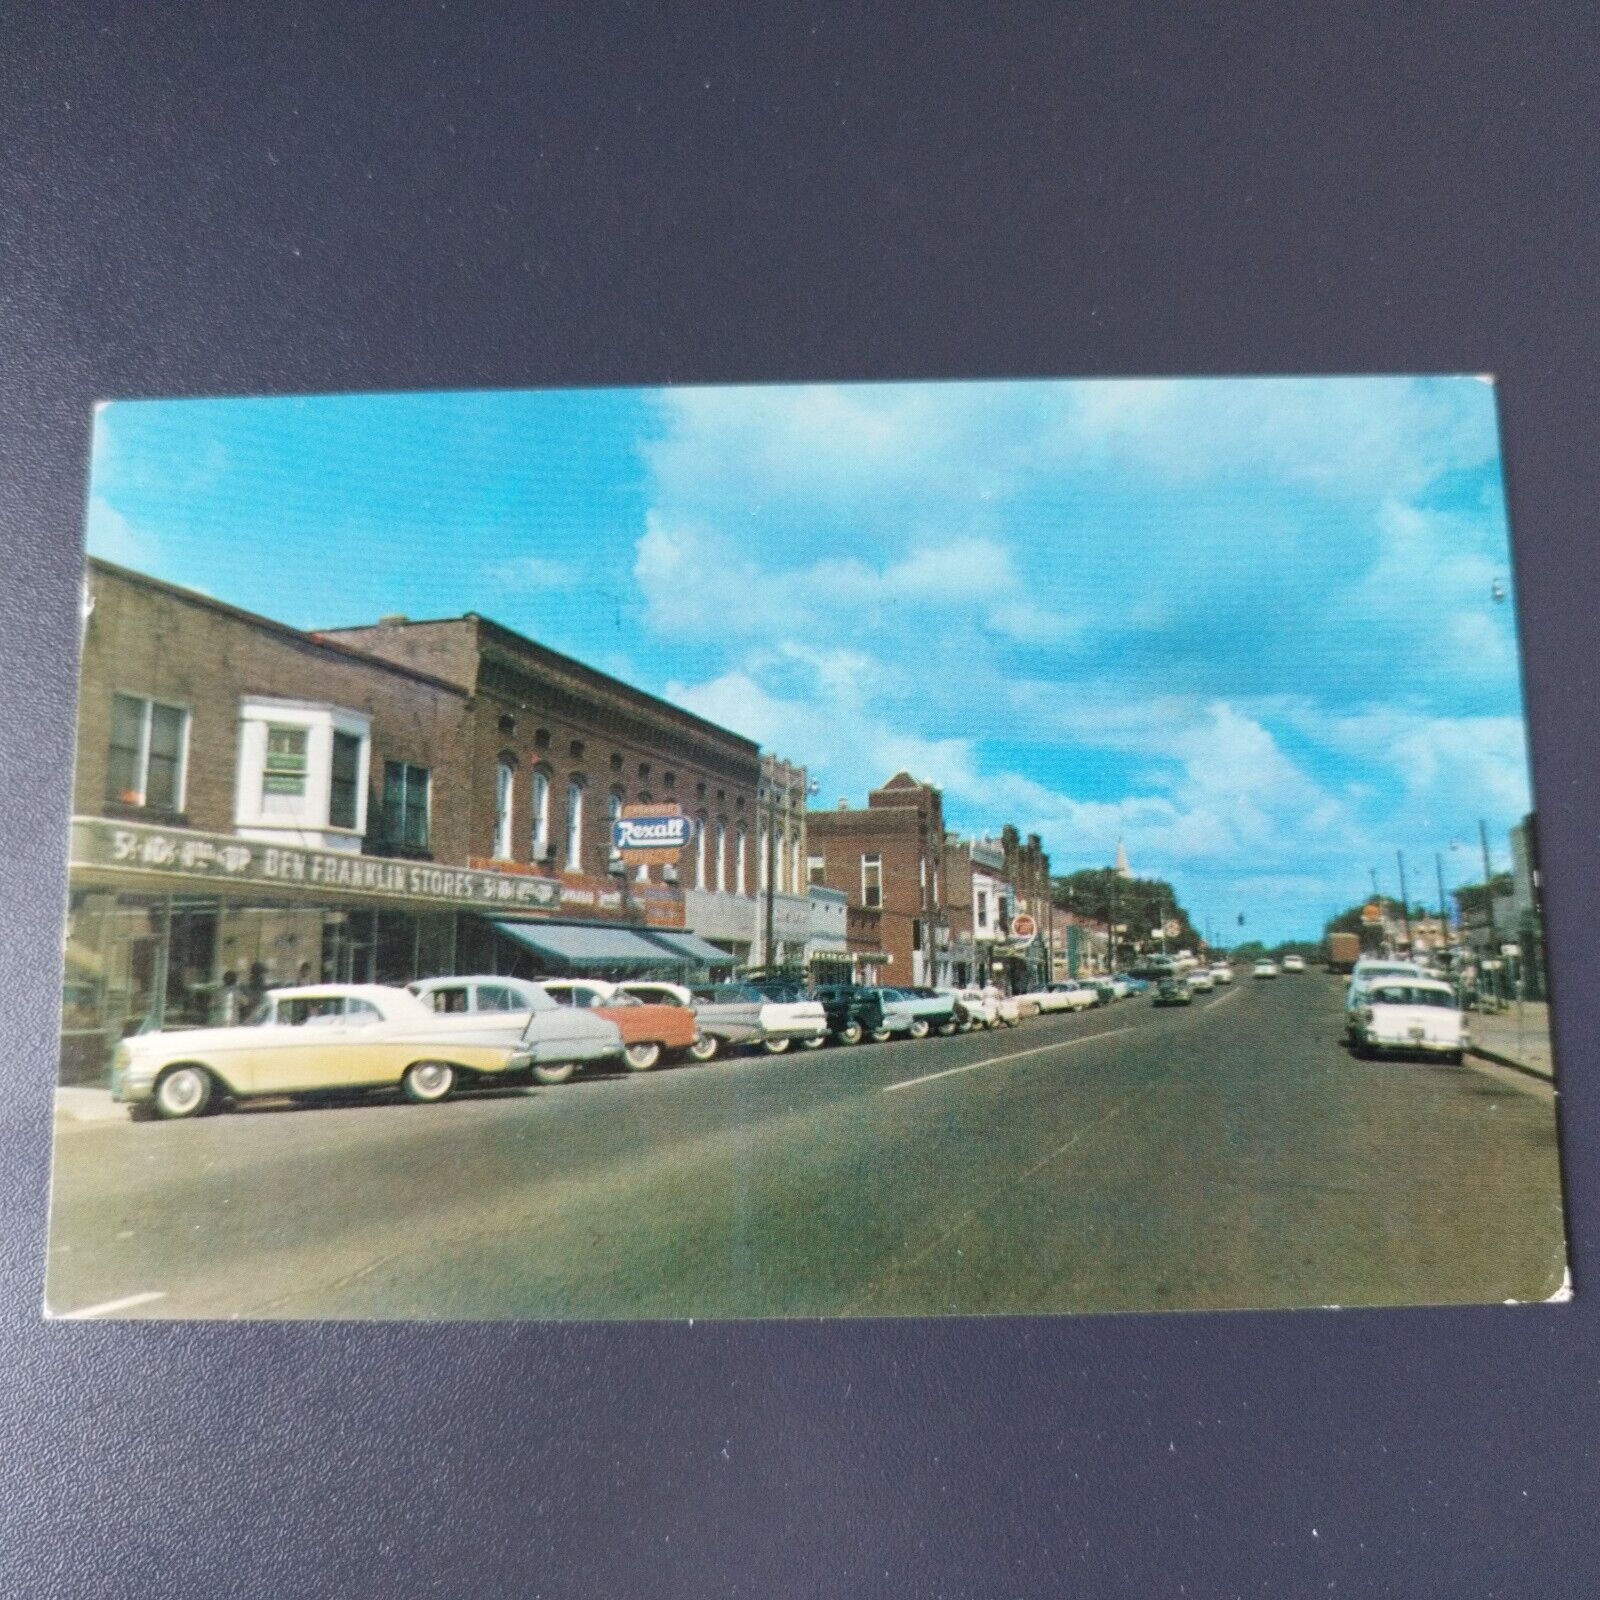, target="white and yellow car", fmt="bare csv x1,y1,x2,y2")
110,983,579,1119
